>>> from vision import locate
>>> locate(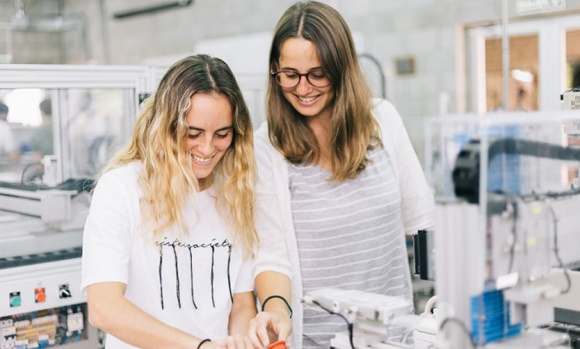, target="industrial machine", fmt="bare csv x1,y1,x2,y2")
425,106,580,349
305,103,580,349
0,65,151,349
